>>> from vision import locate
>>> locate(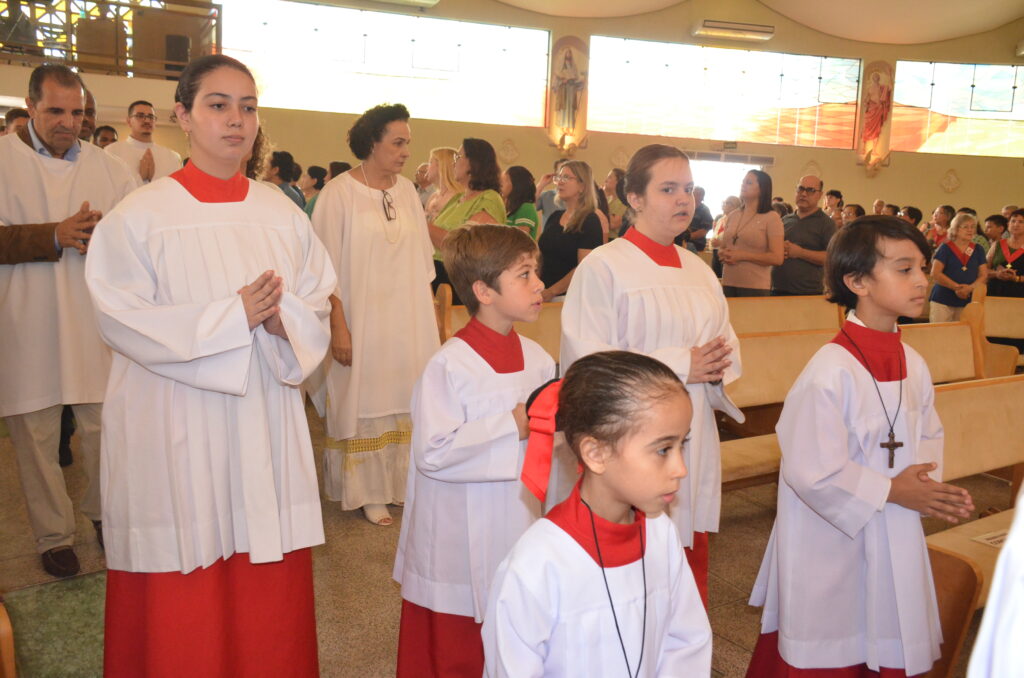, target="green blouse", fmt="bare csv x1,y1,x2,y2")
433,189,506,260
506,202,540,240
